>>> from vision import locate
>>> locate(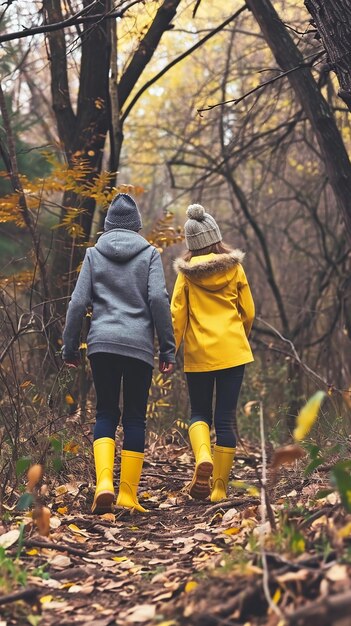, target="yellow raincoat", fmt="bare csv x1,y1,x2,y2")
171,251,254,372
